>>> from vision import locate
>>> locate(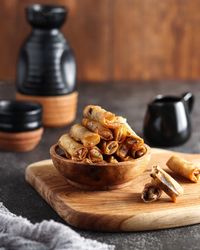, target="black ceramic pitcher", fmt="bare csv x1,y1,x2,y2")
143,92,194,147
16,4,78,127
